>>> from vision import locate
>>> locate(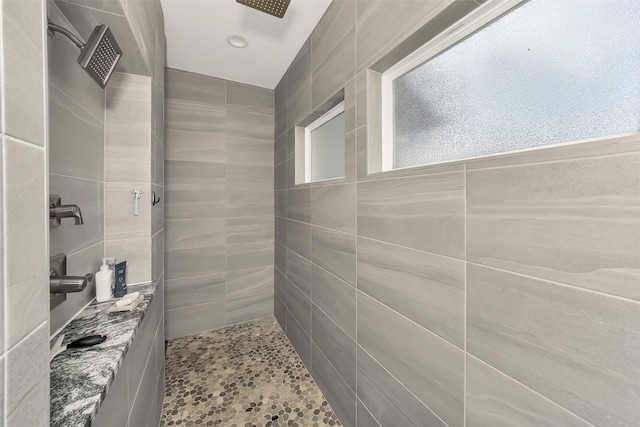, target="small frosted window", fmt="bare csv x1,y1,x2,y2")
393,0,640,169
310,112,345,181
